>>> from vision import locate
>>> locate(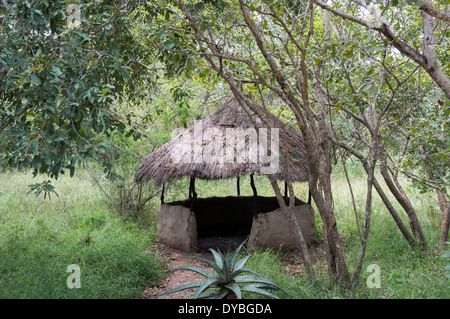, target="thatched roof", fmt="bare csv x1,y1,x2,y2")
135,98,310,186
